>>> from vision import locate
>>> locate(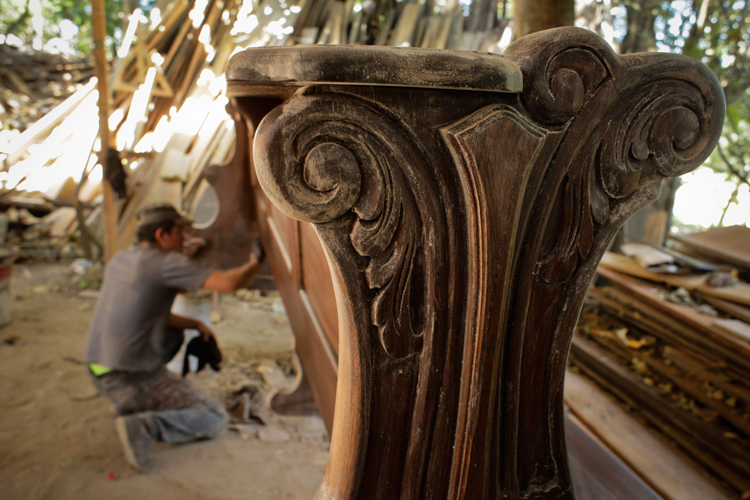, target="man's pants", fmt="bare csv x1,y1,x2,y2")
90,329,226,444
